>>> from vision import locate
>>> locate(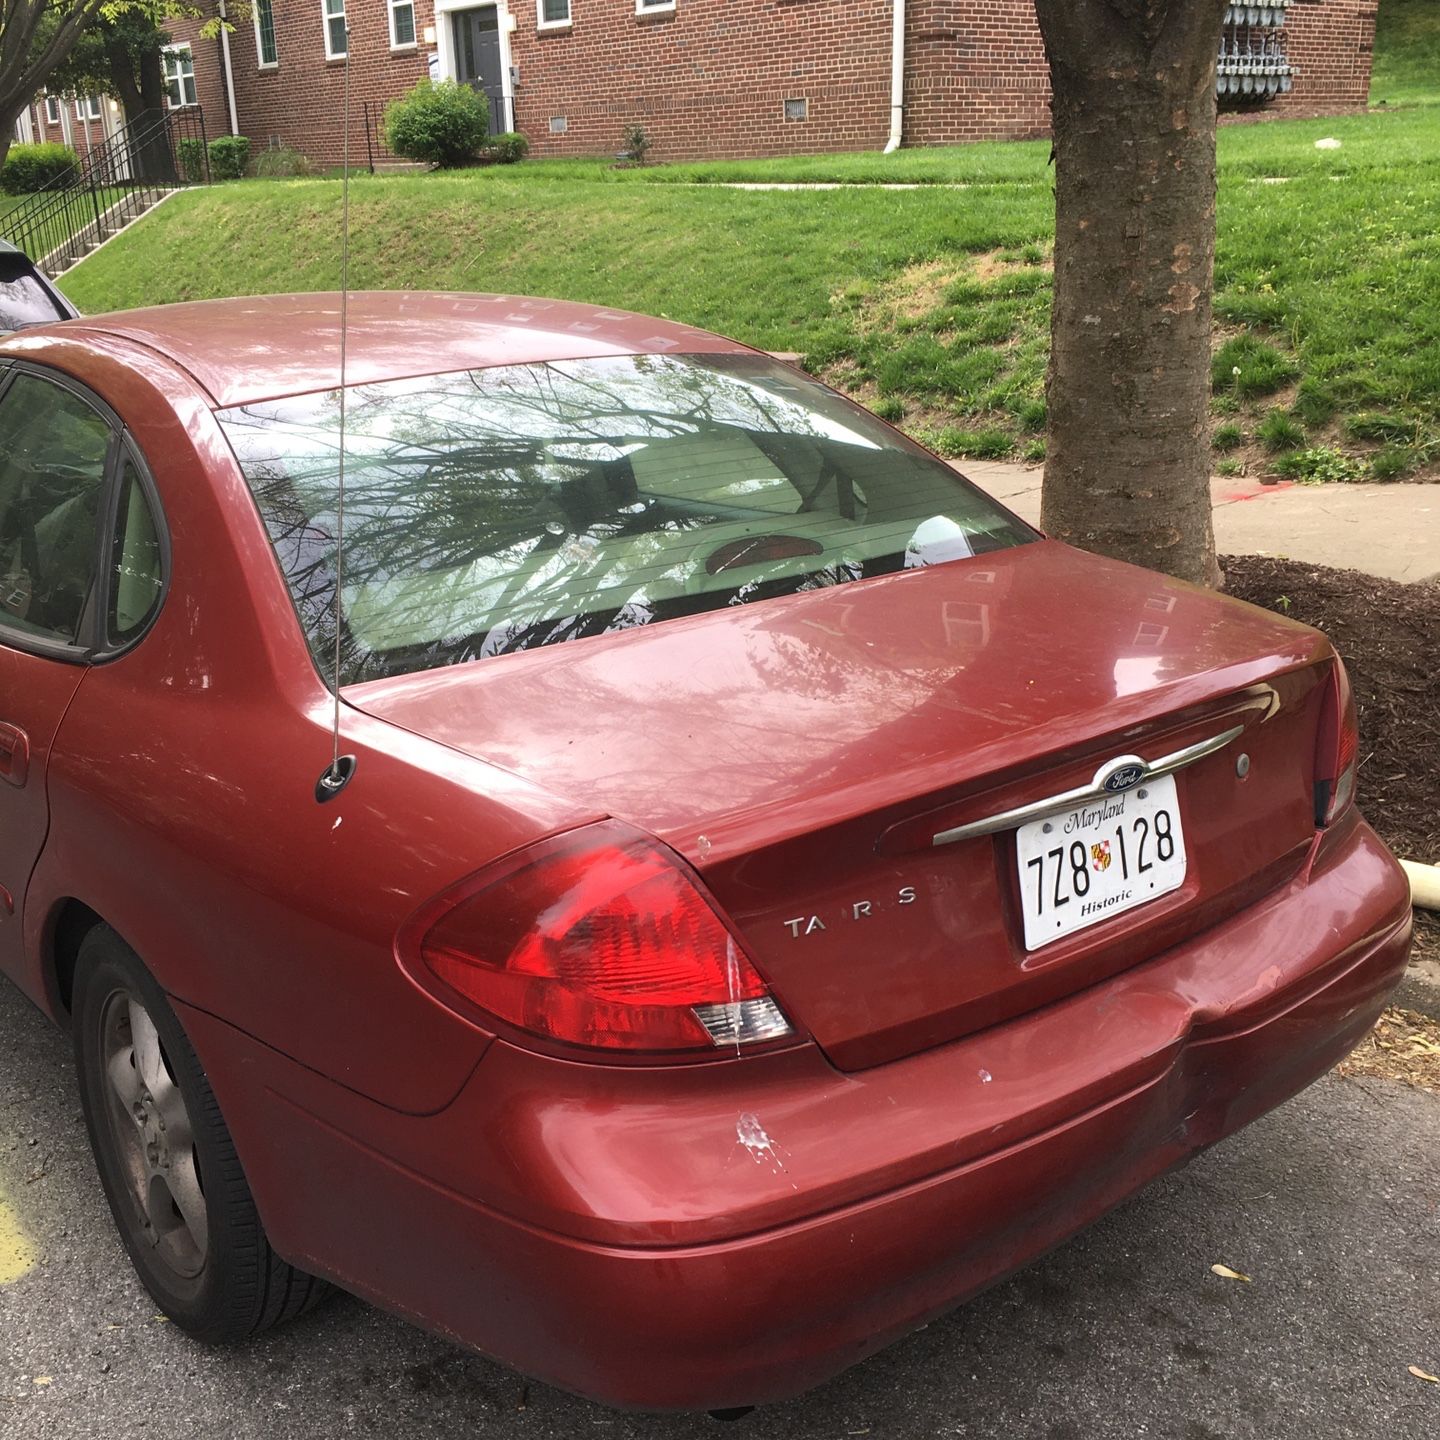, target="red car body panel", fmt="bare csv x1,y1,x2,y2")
0,294,1413,1410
